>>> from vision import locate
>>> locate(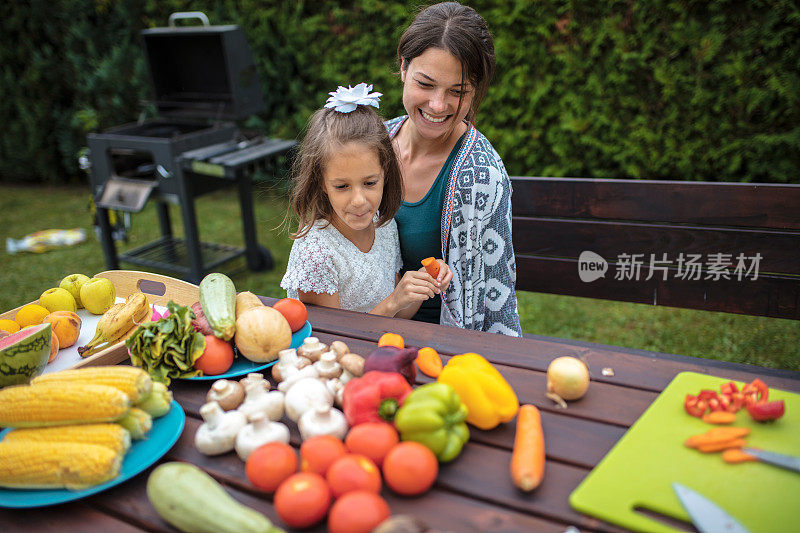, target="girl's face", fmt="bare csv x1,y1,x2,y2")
323,141,385,234
401,47,475,140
